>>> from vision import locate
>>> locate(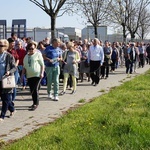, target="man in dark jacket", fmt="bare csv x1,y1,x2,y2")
126,43,137,74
